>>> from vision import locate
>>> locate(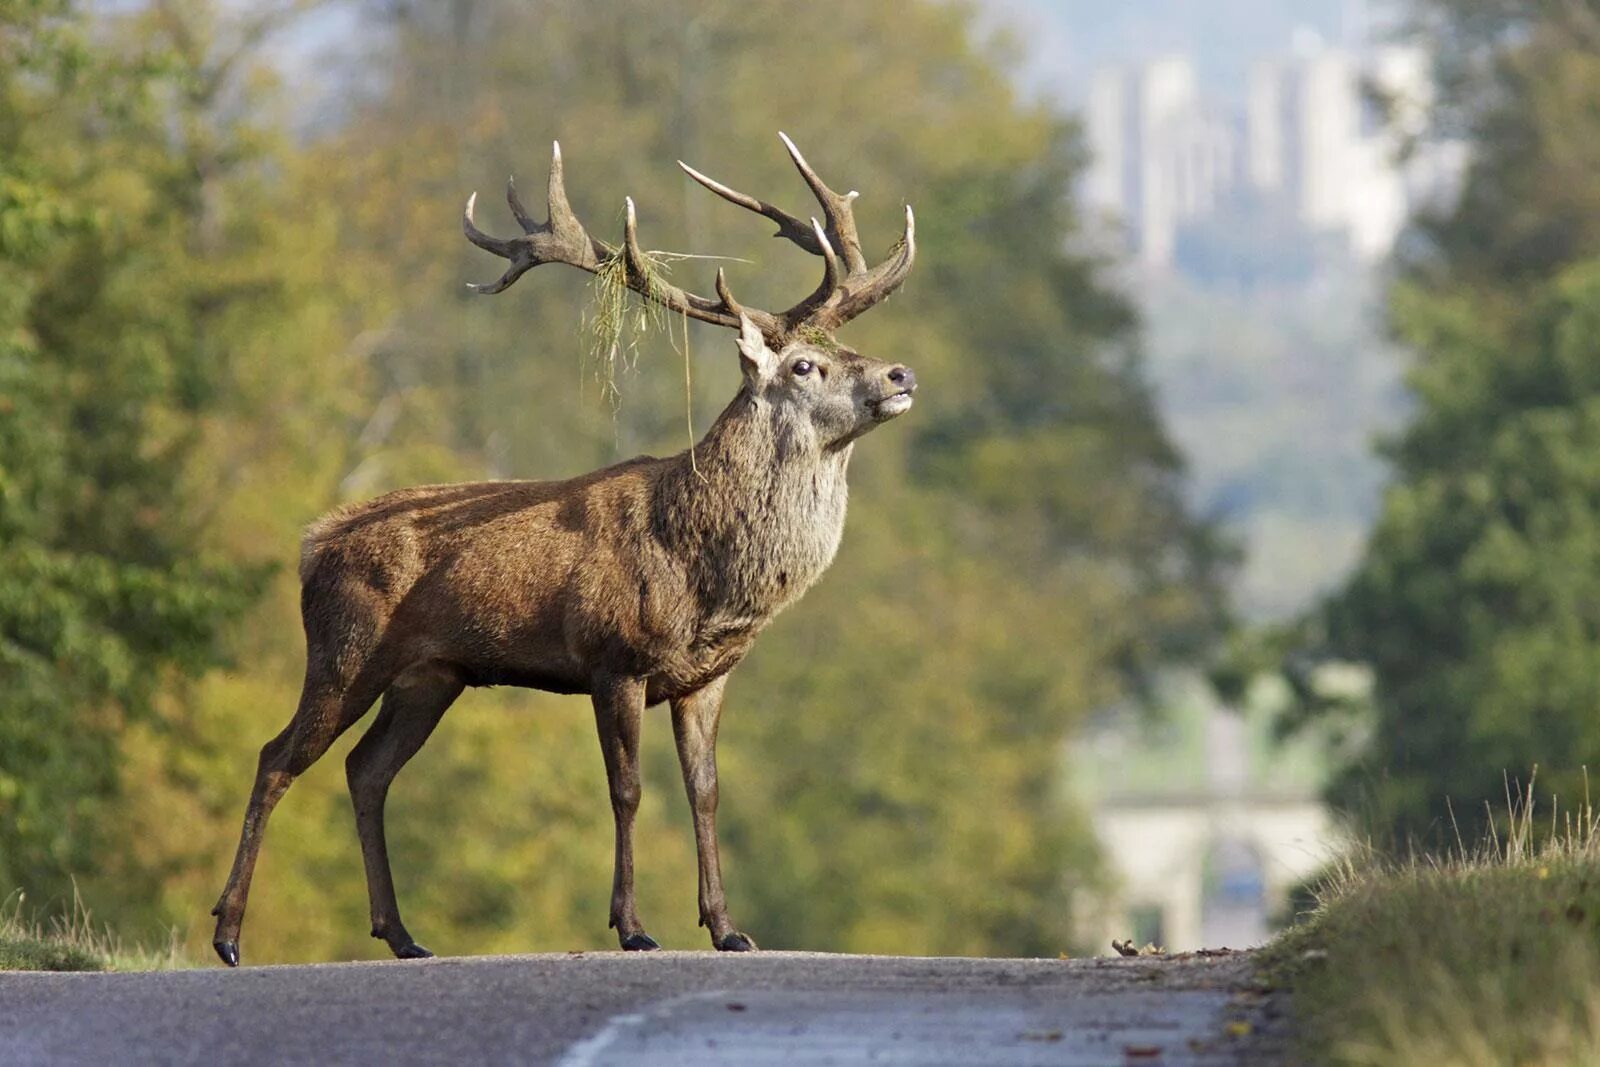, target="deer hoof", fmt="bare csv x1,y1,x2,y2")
620,932,660,951
394,942,434,960
213,940,240,968
715,931,758,952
